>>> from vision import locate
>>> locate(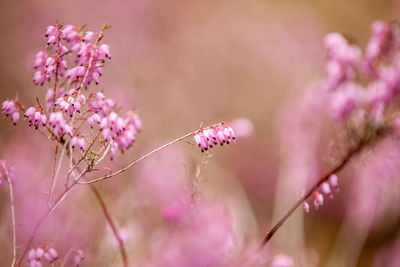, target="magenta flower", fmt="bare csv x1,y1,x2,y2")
48,112,73,138
313,192,324,210
2,99,21,125
24,106,47,129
